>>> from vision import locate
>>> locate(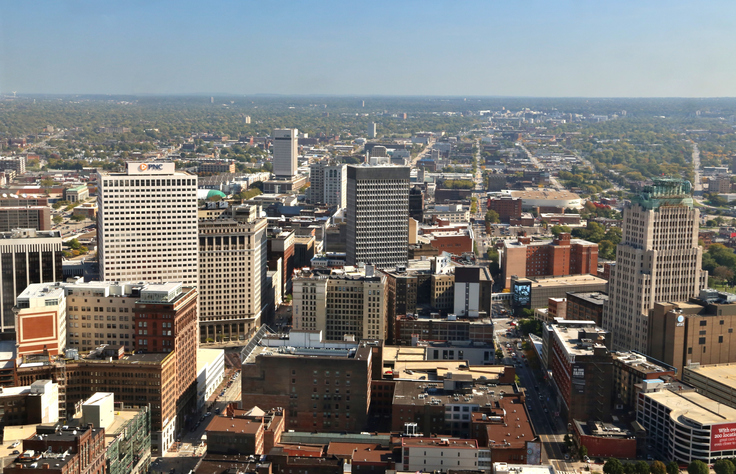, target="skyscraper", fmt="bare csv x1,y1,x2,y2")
97,162,199,287
602,178,708,352
0,229,63,332
307,160,347,208
346,165,410,269
369,122,377,138
272,128,299,179
198,204,267,343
